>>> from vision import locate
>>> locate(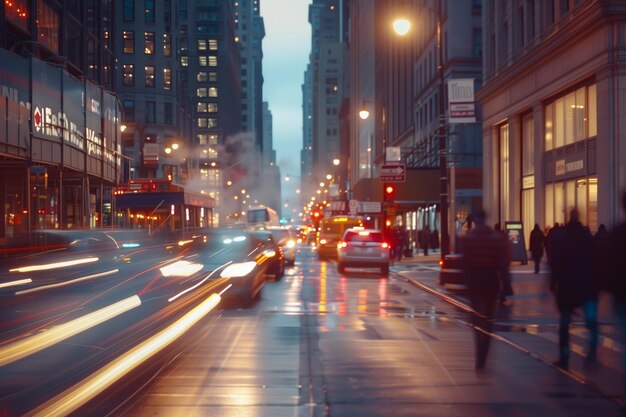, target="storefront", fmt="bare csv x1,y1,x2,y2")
0,49,123,245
